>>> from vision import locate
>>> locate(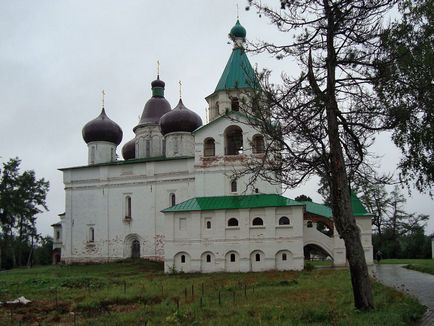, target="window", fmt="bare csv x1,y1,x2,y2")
206,220,211,229
89,227,94,242
230,253,236,262
230,179,237,193
56,231,60,240
204,138,215,156
279,216,290,225
162,139,166,154
125,196,132,218
231,97,239,111
255,253,261,261
181,255,186,263
206,254,211,263
282,253,287,261
179,218,186,230
228,218,239,227
252,217,263,226
307,220,313,228
145,139,151,157
170,193,176,206
224,125,243,155
90,146,96,164
252,135,265,154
